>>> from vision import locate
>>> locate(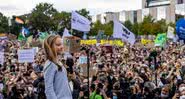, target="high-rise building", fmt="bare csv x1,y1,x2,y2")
92,0,185,24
